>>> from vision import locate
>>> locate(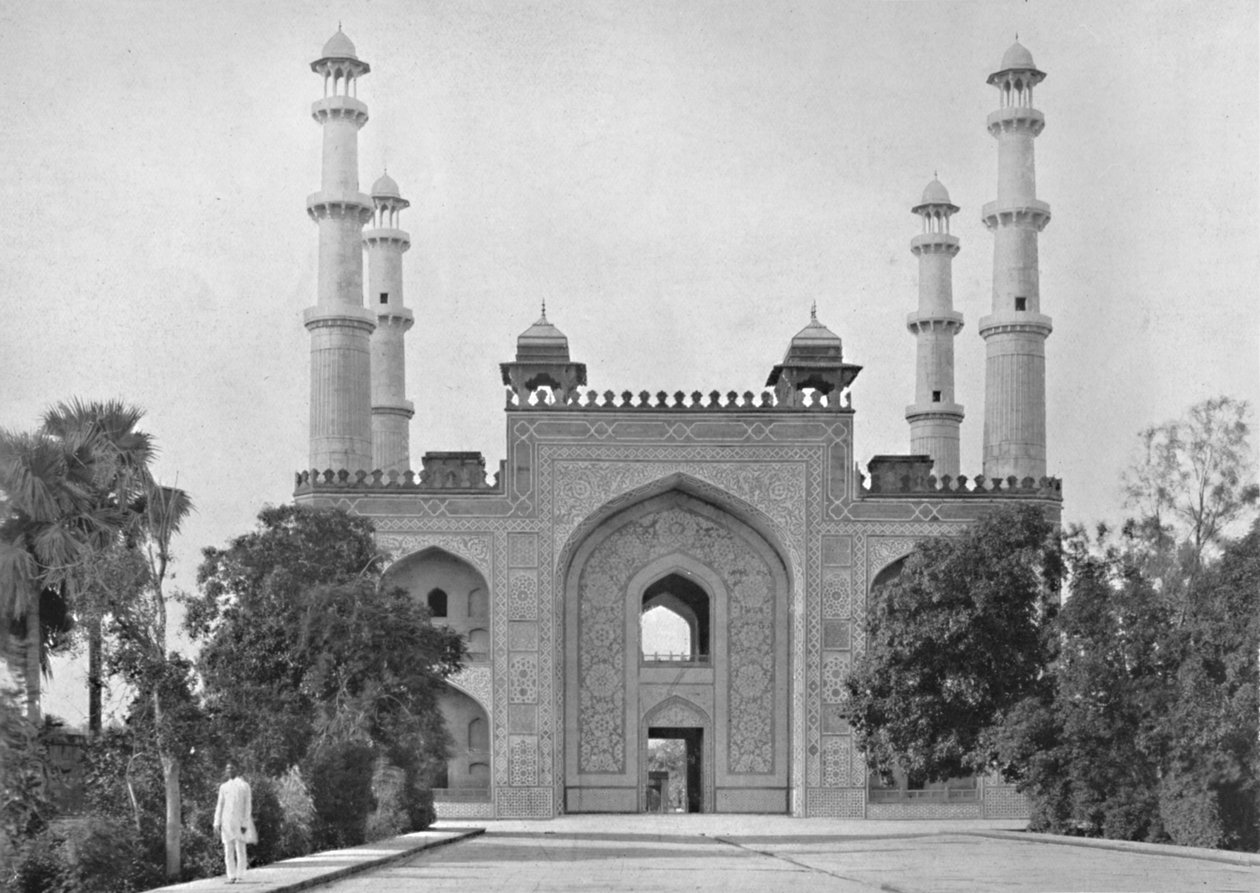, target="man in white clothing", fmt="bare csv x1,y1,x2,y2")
213,762,253,883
